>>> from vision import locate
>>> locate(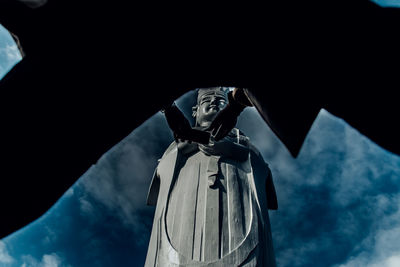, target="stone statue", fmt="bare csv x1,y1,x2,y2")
145,87,278,266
